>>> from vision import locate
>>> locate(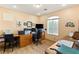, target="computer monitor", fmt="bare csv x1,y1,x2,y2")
18,31,24,35
36,24,43,29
